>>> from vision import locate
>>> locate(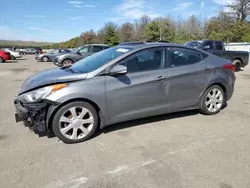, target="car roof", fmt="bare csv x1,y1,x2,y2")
116,42,200,51
84,44,109,47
